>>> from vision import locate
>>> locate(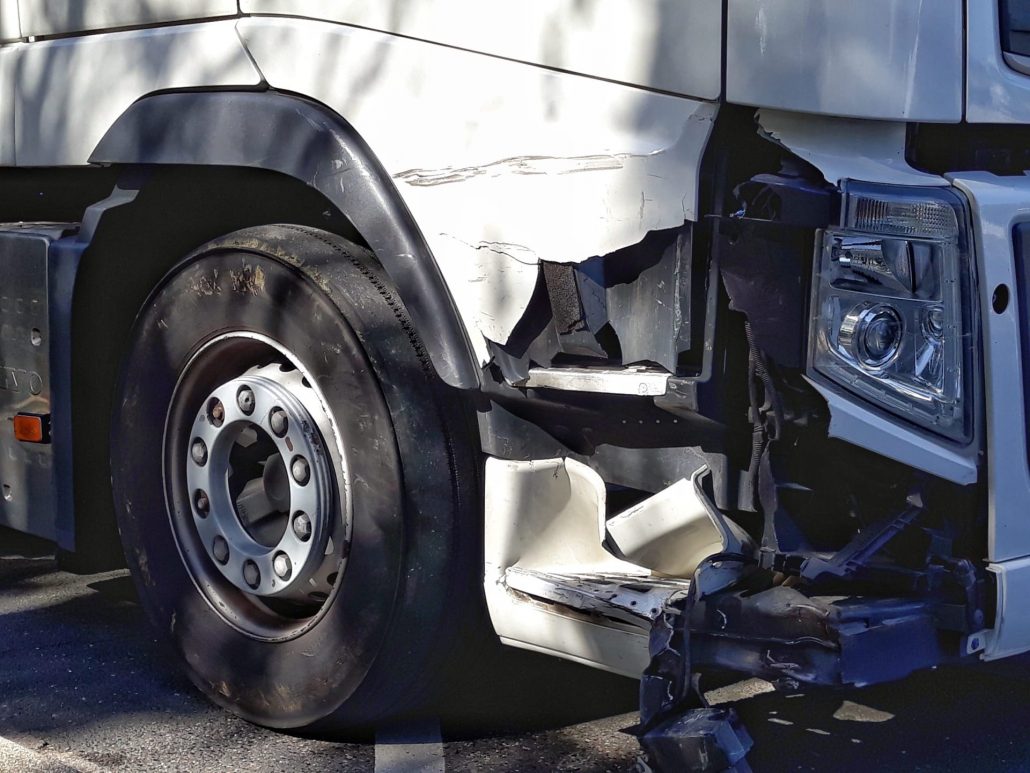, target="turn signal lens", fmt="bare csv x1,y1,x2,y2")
13,413,48,443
